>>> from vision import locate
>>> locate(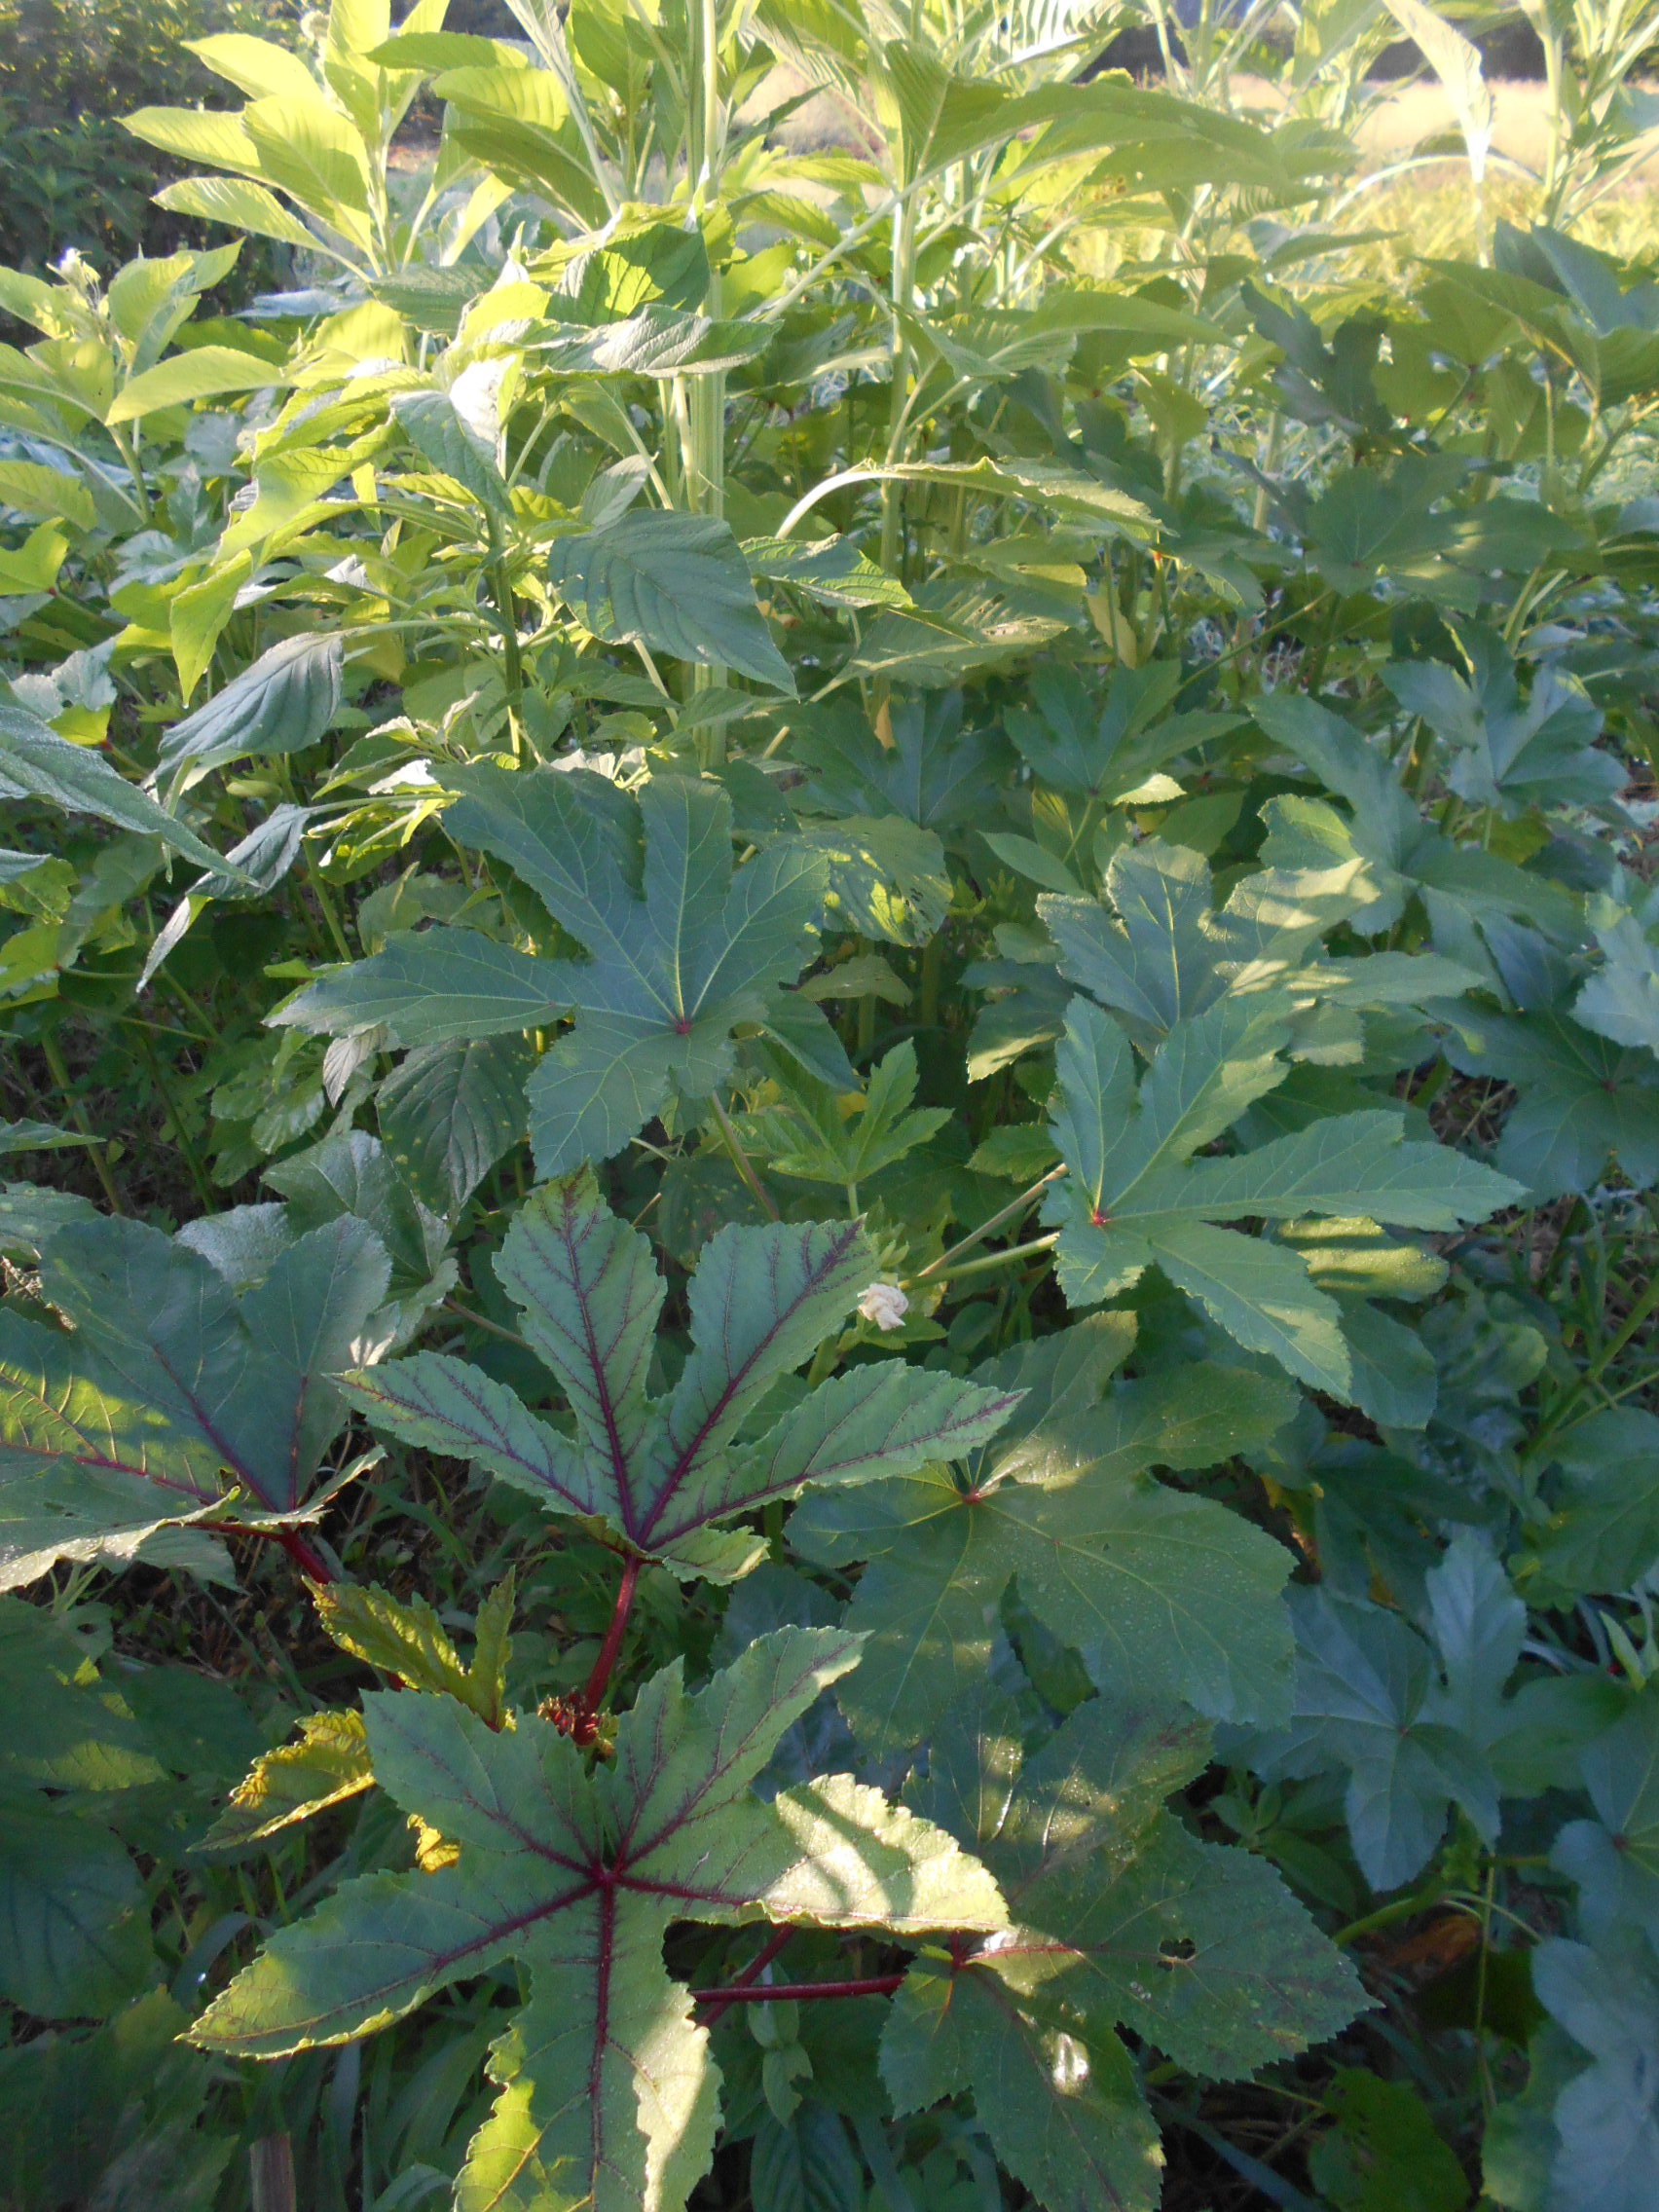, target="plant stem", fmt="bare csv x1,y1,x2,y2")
493,553,525,750
923,1234,1058,1287
248,2135,296,2212
1332,1881,1446,1947
197,1520,336,1584
711,1092,779,1220
696,1927,794,2025
578,1554,642,1724
443,1299,535,1354
690,1974,905,2008
880,197,919,578
907,1166,1066,1285
276,1527,334,1583
305,857,354,965
41,1031,125,1214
